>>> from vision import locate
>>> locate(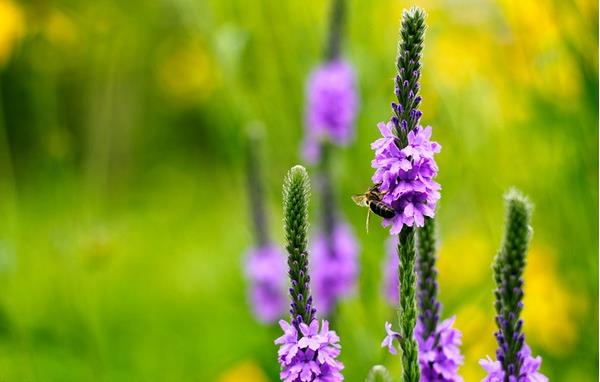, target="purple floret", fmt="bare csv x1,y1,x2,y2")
381,317,464,382
416,316,464,382
275,319,344,382
381,321,402,355
371,121,441,234
480,344,547,382
302,60,358,163
245,244,287,323
309,222,359,315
